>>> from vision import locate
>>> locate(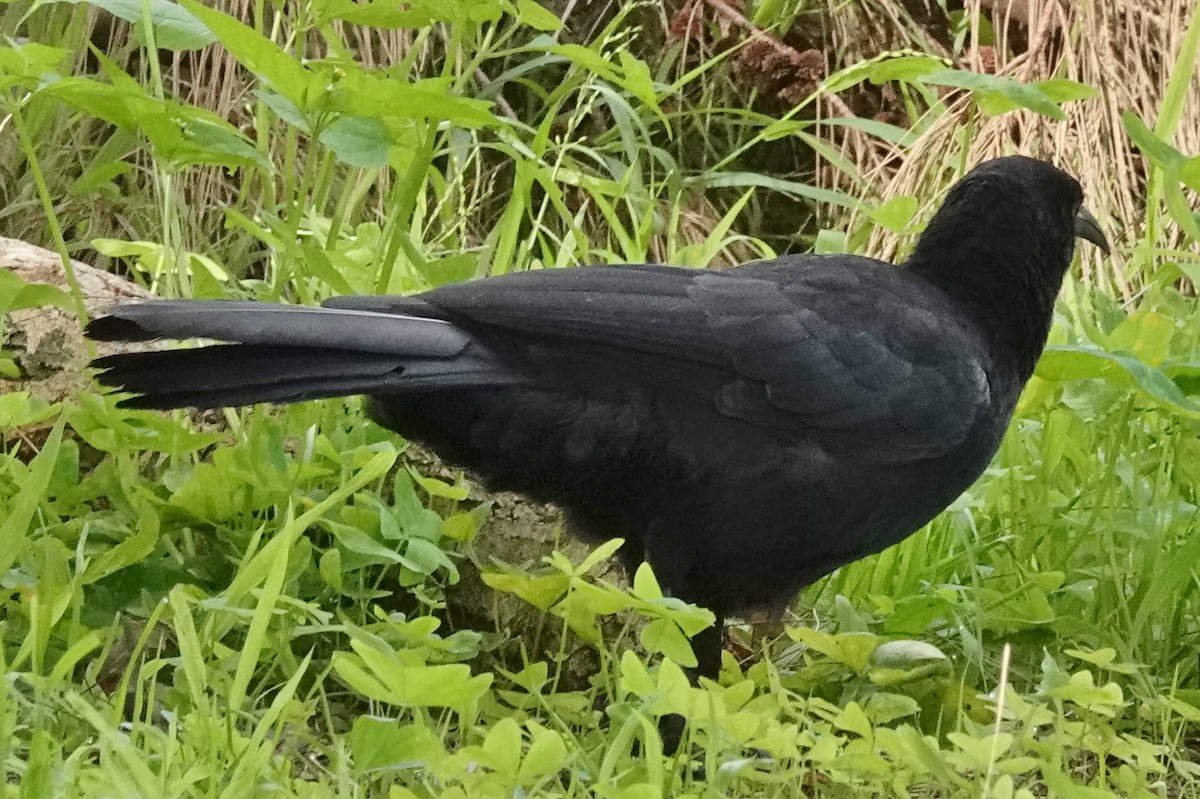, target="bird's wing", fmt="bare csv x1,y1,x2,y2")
687,265,993,460
398,263,993,461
